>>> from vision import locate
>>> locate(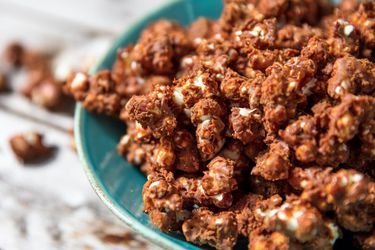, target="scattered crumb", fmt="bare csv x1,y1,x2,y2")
3,42,25,67
3,42,68,110
100,232,135,245
9,132,55,164
0,72,7,92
